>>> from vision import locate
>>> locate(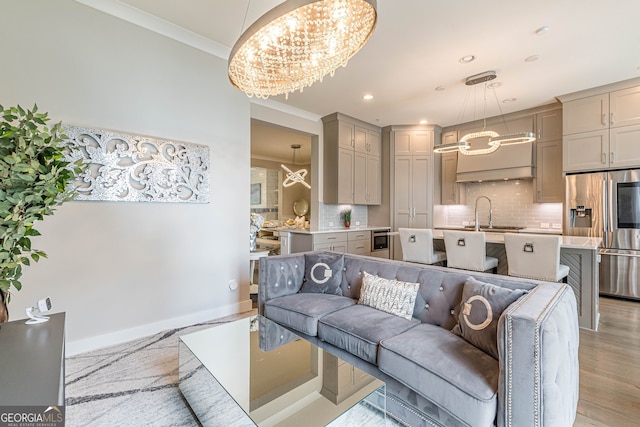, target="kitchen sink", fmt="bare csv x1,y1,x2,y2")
464,225,524,233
